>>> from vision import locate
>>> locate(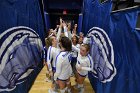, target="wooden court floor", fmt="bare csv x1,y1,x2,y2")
29,66,95,93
